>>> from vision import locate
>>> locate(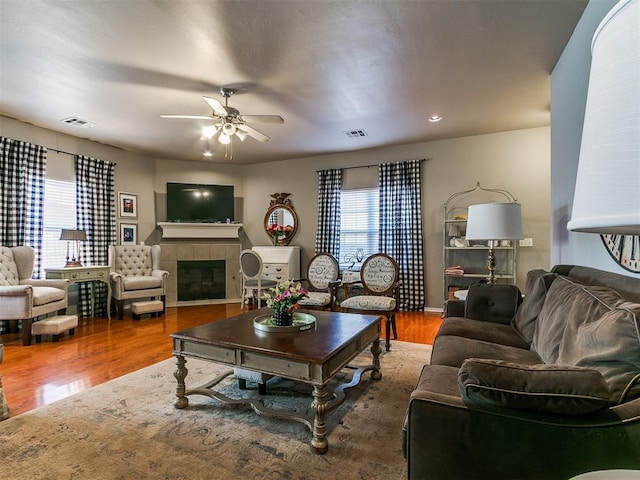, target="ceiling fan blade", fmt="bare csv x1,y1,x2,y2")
237,124,270,142
160,114,212,120
240,114,284,124
203,96,229,116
